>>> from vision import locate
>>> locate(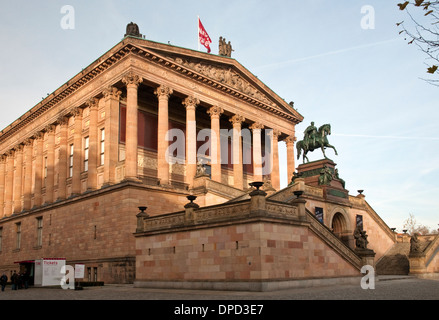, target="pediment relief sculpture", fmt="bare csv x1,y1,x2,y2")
167,56,273,106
